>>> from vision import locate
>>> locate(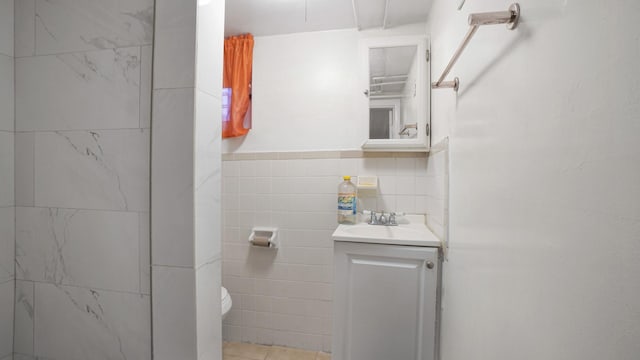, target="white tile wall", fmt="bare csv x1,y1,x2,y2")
33,130,150,211
33,283,151,360
0,208,14,284
151,88,195,267
153,0,196,89
15,48,143,131
14,0,35,58
152,266,197,360
0,280,14,359
0,0,13,57
0,3,13,353
0,55,13,131
151,1,225,359
33,0,154,55
15,207,140,292
221,154,444,352
13,281,34,356
13,0,154,358
419,142,449,242
0,133,13,207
